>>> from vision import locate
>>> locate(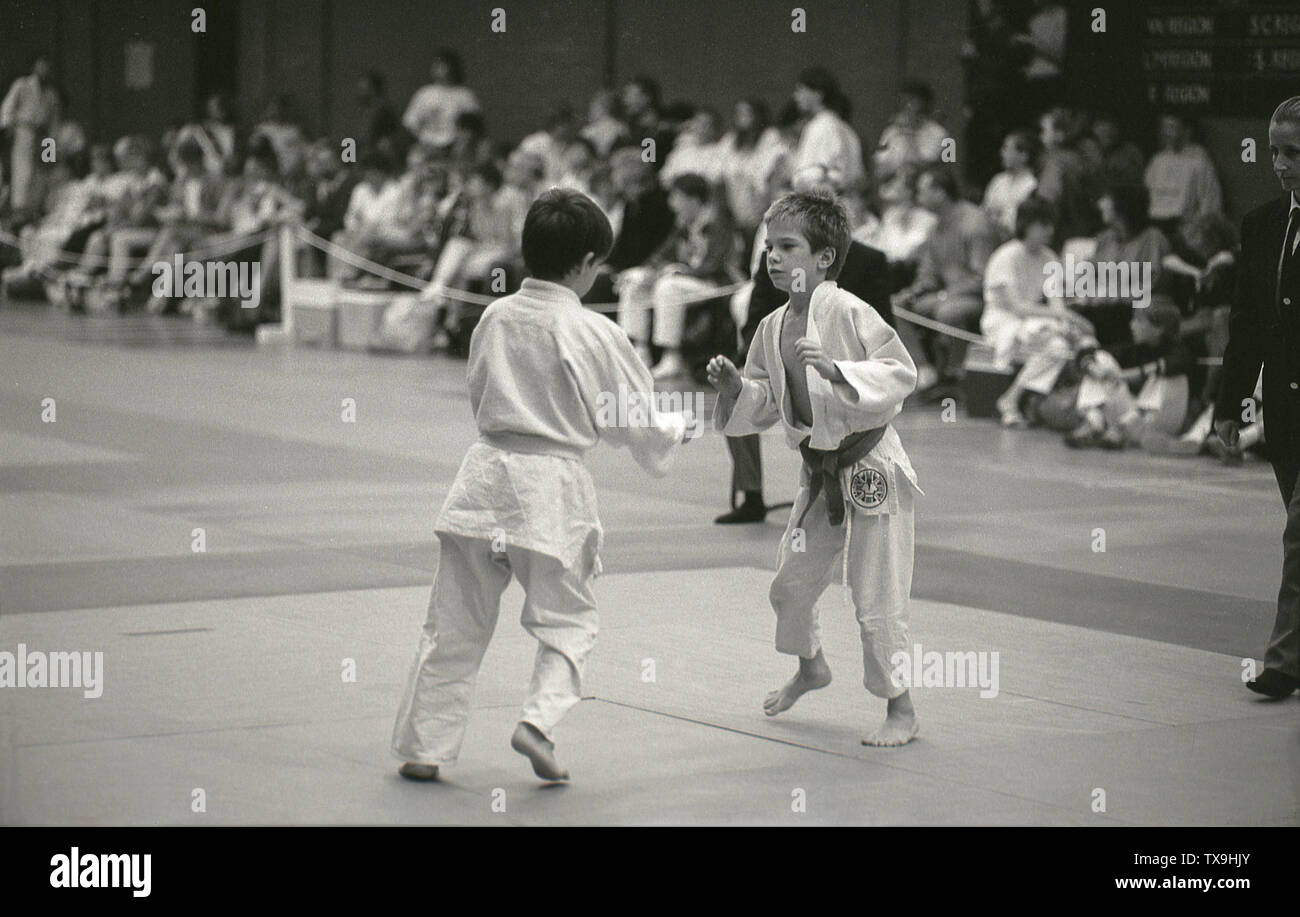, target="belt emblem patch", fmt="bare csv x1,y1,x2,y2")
849,467,887,510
